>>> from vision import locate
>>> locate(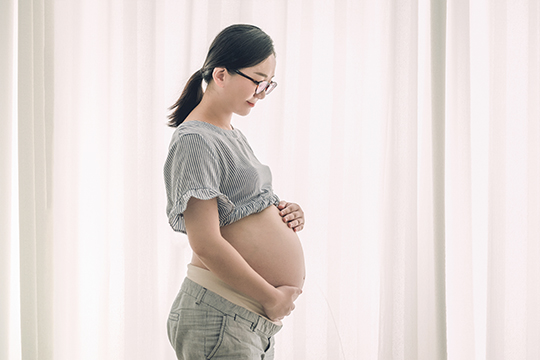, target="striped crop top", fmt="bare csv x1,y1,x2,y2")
164,121,280,234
